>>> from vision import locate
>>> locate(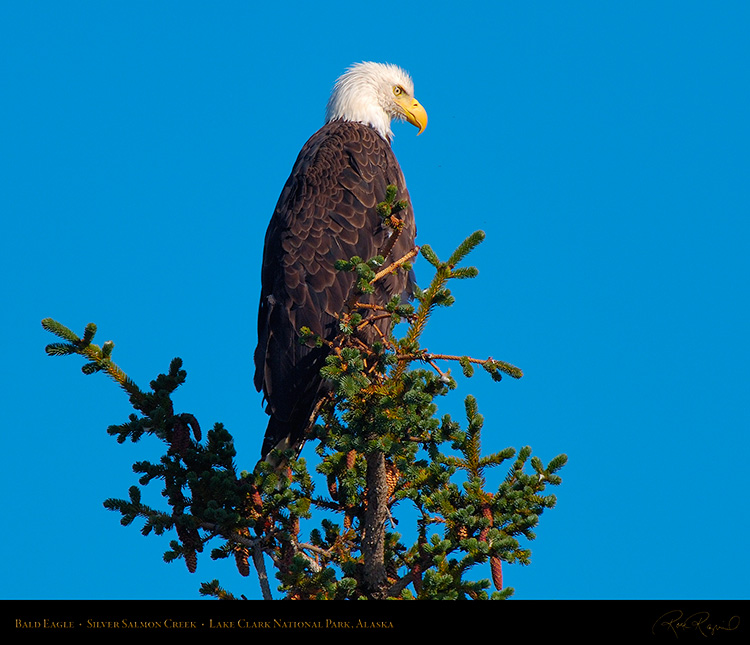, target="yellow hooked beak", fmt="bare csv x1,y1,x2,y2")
395,95,428,135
